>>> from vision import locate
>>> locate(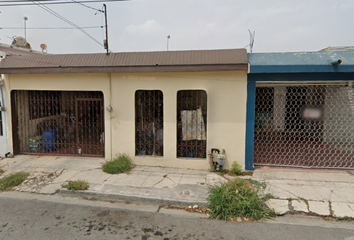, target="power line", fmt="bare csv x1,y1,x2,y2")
30,1,104,47
70,0,103,12
0,0,129,7
1,26,103,30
